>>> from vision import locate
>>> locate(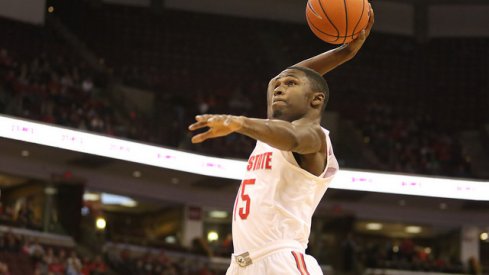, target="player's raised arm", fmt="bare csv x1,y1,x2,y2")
188,115,324,155
294,4,374,75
